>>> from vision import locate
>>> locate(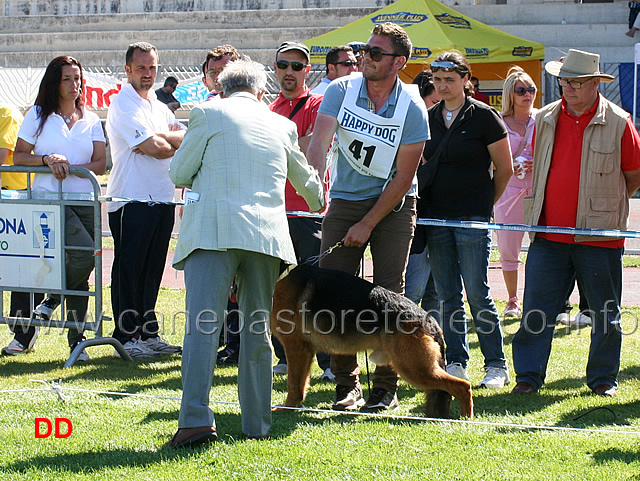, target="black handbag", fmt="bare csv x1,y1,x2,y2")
417,107,460,196
411,104,464,255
